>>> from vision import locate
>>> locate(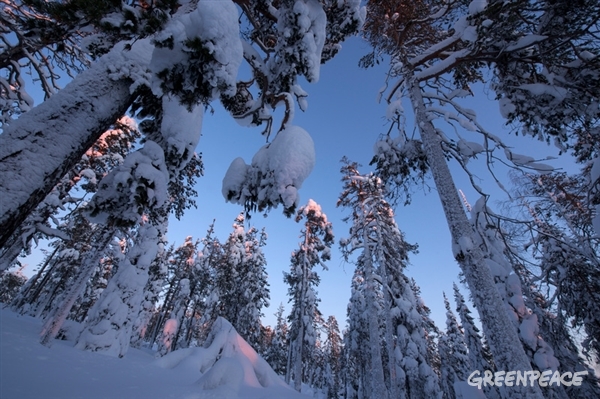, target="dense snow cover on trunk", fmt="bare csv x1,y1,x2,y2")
0,39,152,249
1,308,309,398
408,77,545,399
75,223,160,358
